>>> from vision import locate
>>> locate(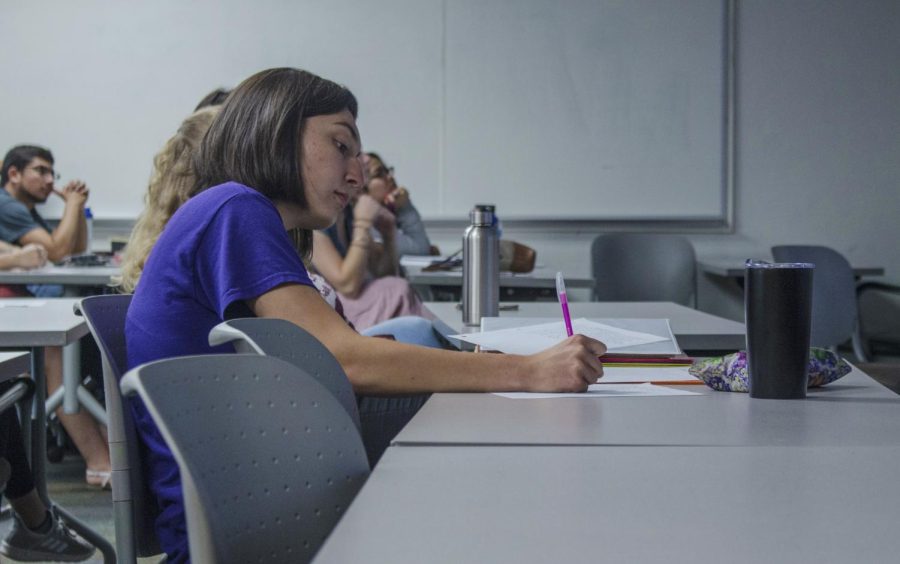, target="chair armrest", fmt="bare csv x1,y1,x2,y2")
857,281,900,297
208,320,265,354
